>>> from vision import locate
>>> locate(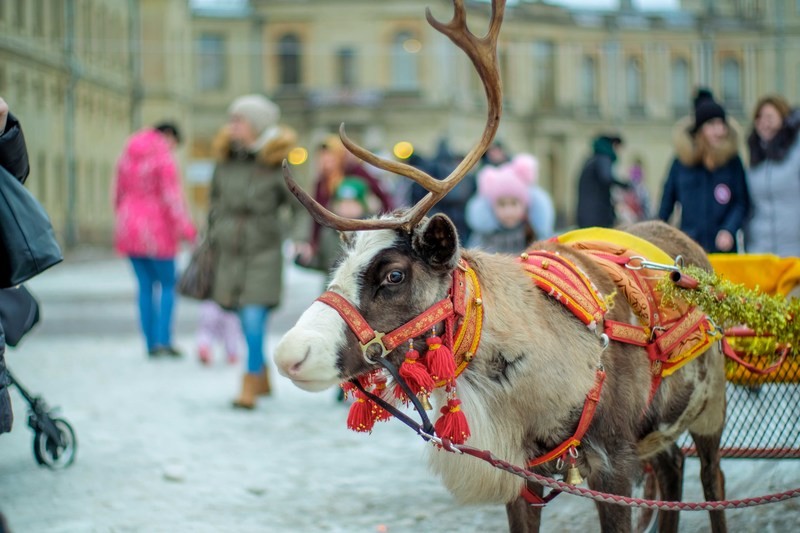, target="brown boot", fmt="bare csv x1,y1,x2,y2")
254,368,272,396
232,373,260,409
